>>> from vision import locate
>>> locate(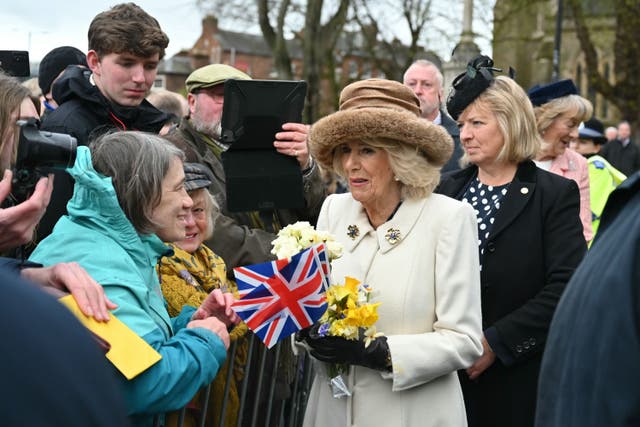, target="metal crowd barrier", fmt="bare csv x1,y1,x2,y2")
152,333,315,427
